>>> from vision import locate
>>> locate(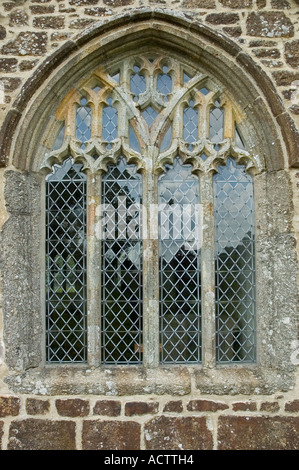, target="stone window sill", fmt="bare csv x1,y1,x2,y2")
3,364,295,396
